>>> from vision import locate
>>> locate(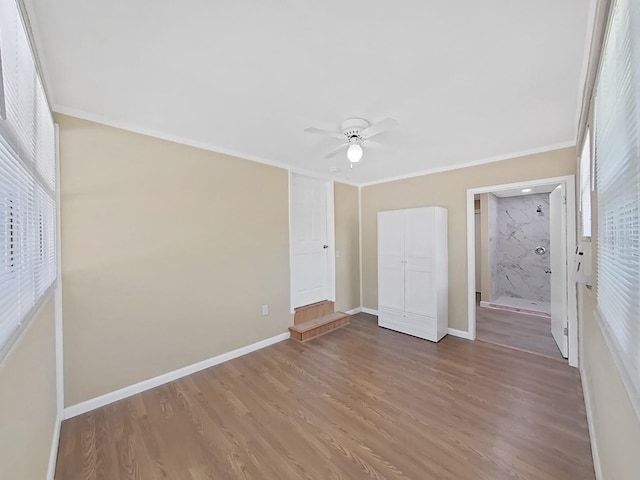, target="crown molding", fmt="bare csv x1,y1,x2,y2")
356,141,576,187
53,104,575,188
52,105,360,187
